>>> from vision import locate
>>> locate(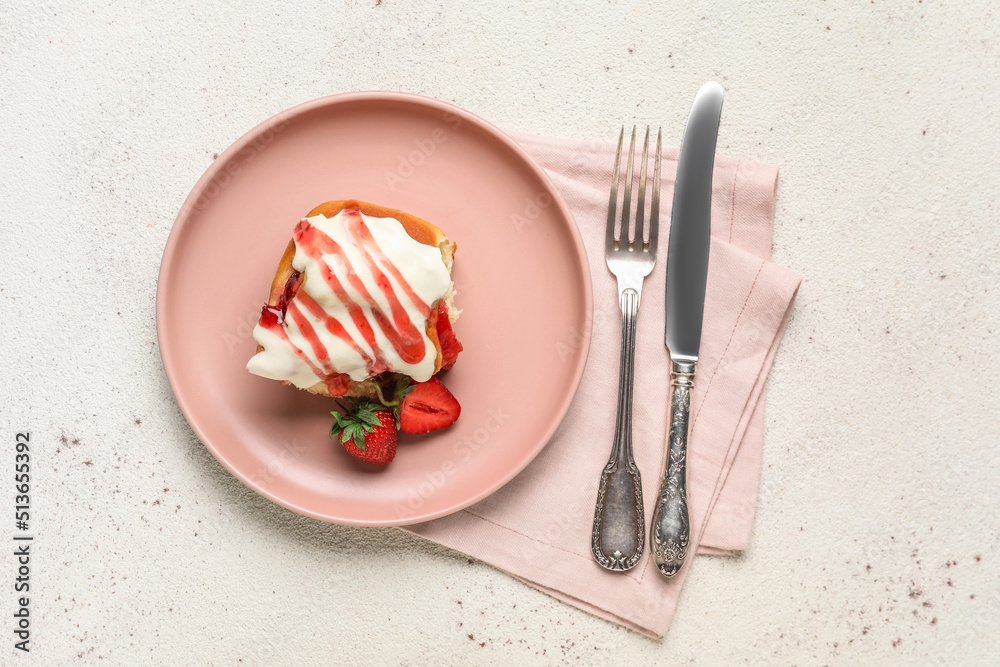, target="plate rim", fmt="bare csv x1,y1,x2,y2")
156,91,593,526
